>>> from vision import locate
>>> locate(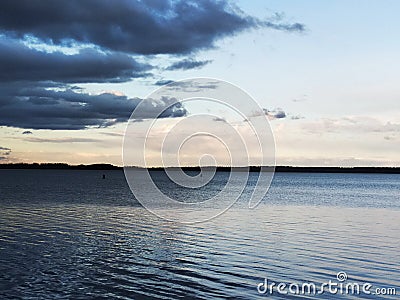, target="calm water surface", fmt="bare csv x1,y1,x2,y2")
0,170,399,299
